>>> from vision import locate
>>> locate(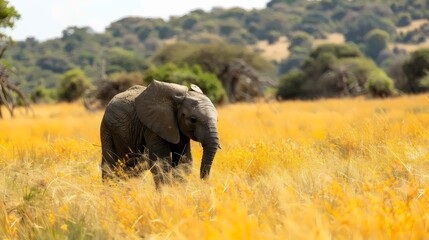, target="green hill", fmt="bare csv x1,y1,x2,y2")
3,0,429,100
